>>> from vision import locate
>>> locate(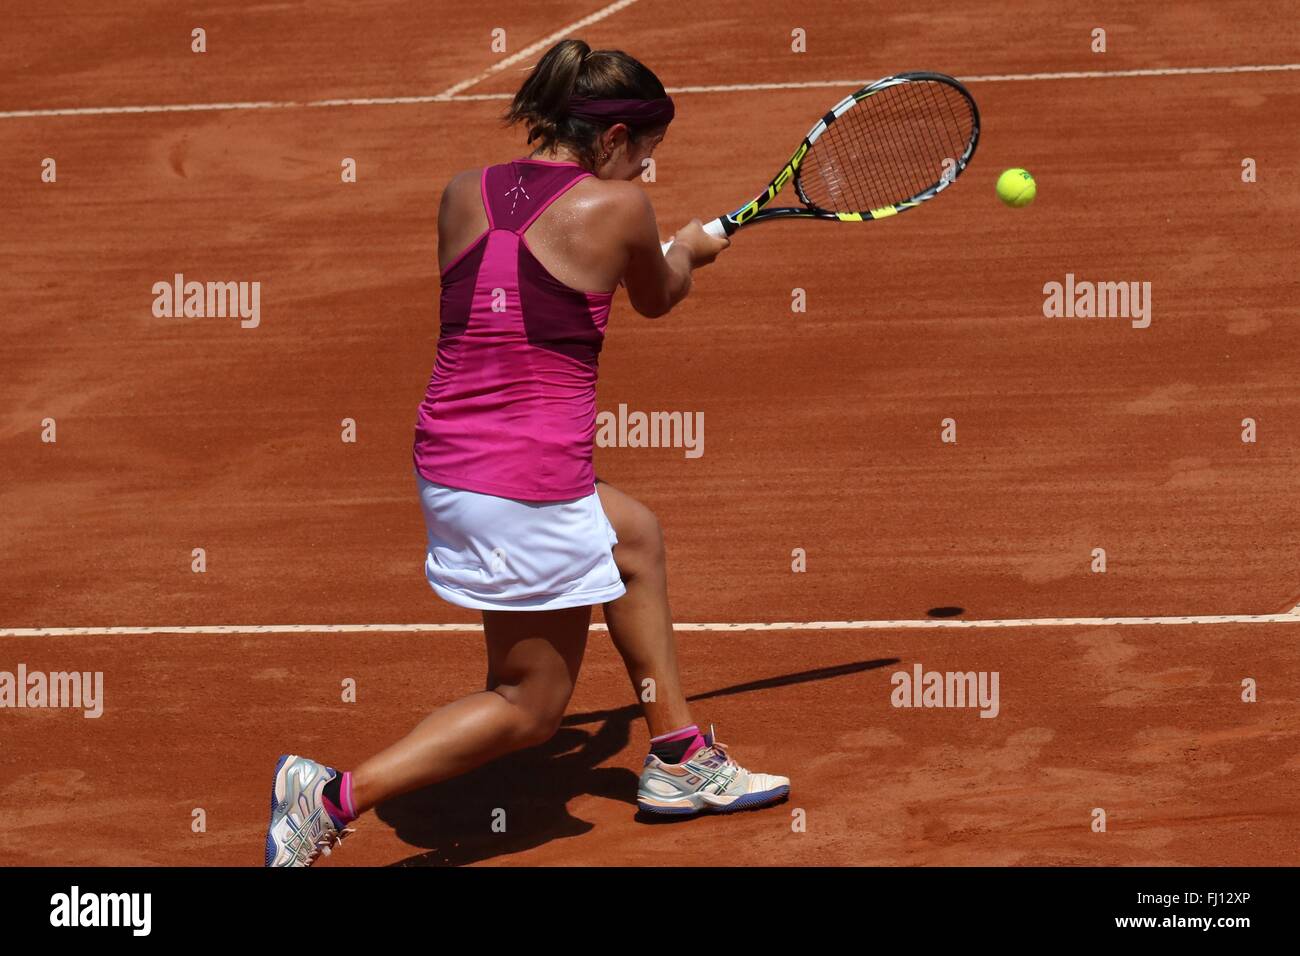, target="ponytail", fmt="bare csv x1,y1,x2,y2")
505,38,590,150
505,39,669,169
